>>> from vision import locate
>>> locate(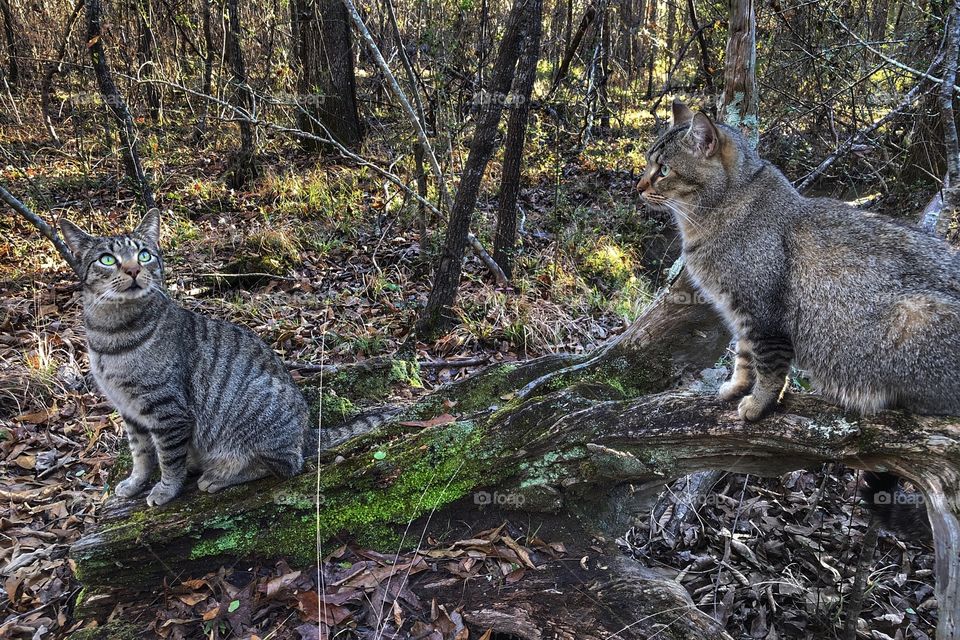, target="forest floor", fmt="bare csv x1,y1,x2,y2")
0,116,940,639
